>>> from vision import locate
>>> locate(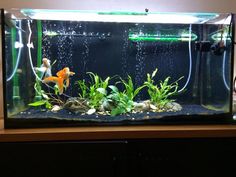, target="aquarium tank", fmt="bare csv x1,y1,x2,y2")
0,8,235,128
